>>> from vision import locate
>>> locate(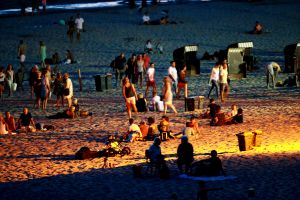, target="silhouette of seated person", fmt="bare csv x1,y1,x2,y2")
190,150,226,176
4,111,16,133
144,40,153,54
160,16,169,25
47,106,76,119
177,136,194,174
253,21,263,34
231,108,243,124
136,93,148,112
147,137,165,169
